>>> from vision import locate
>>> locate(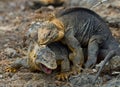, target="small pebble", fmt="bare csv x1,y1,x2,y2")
0,74,3,79
4,47,16,58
